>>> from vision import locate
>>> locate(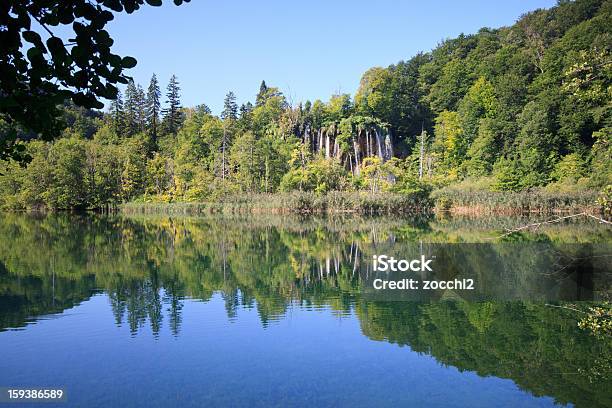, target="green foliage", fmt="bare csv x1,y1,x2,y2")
162,74,183,134
551,153,587,182
597,184,612,215
492,158,524,192
432,110,464,179
0,0,189,163
578,302,612,339
467,118,500,176
280,157,349,194
428,59,474,113
458,77,498,148
383,158,432,199
1,0,610,211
